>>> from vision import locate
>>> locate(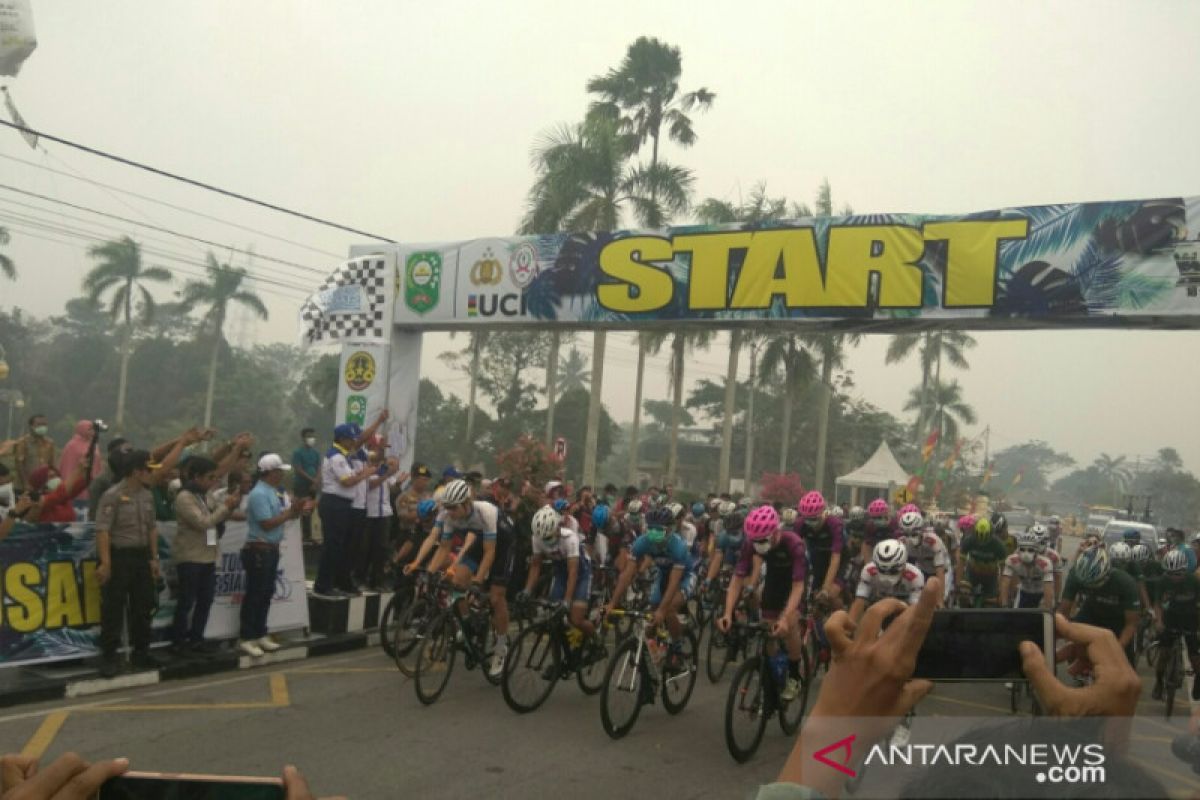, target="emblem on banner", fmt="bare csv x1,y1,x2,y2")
470,248,503,286
346,395,367,426
509,242,538,289
344,351,376,391
405,251,442,314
